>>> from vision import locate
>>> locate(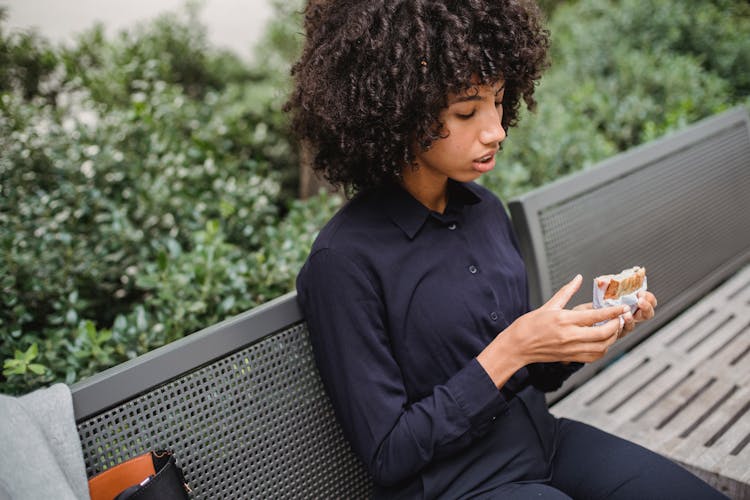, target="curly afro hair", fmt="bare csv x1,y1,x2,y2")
285,0,550,192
